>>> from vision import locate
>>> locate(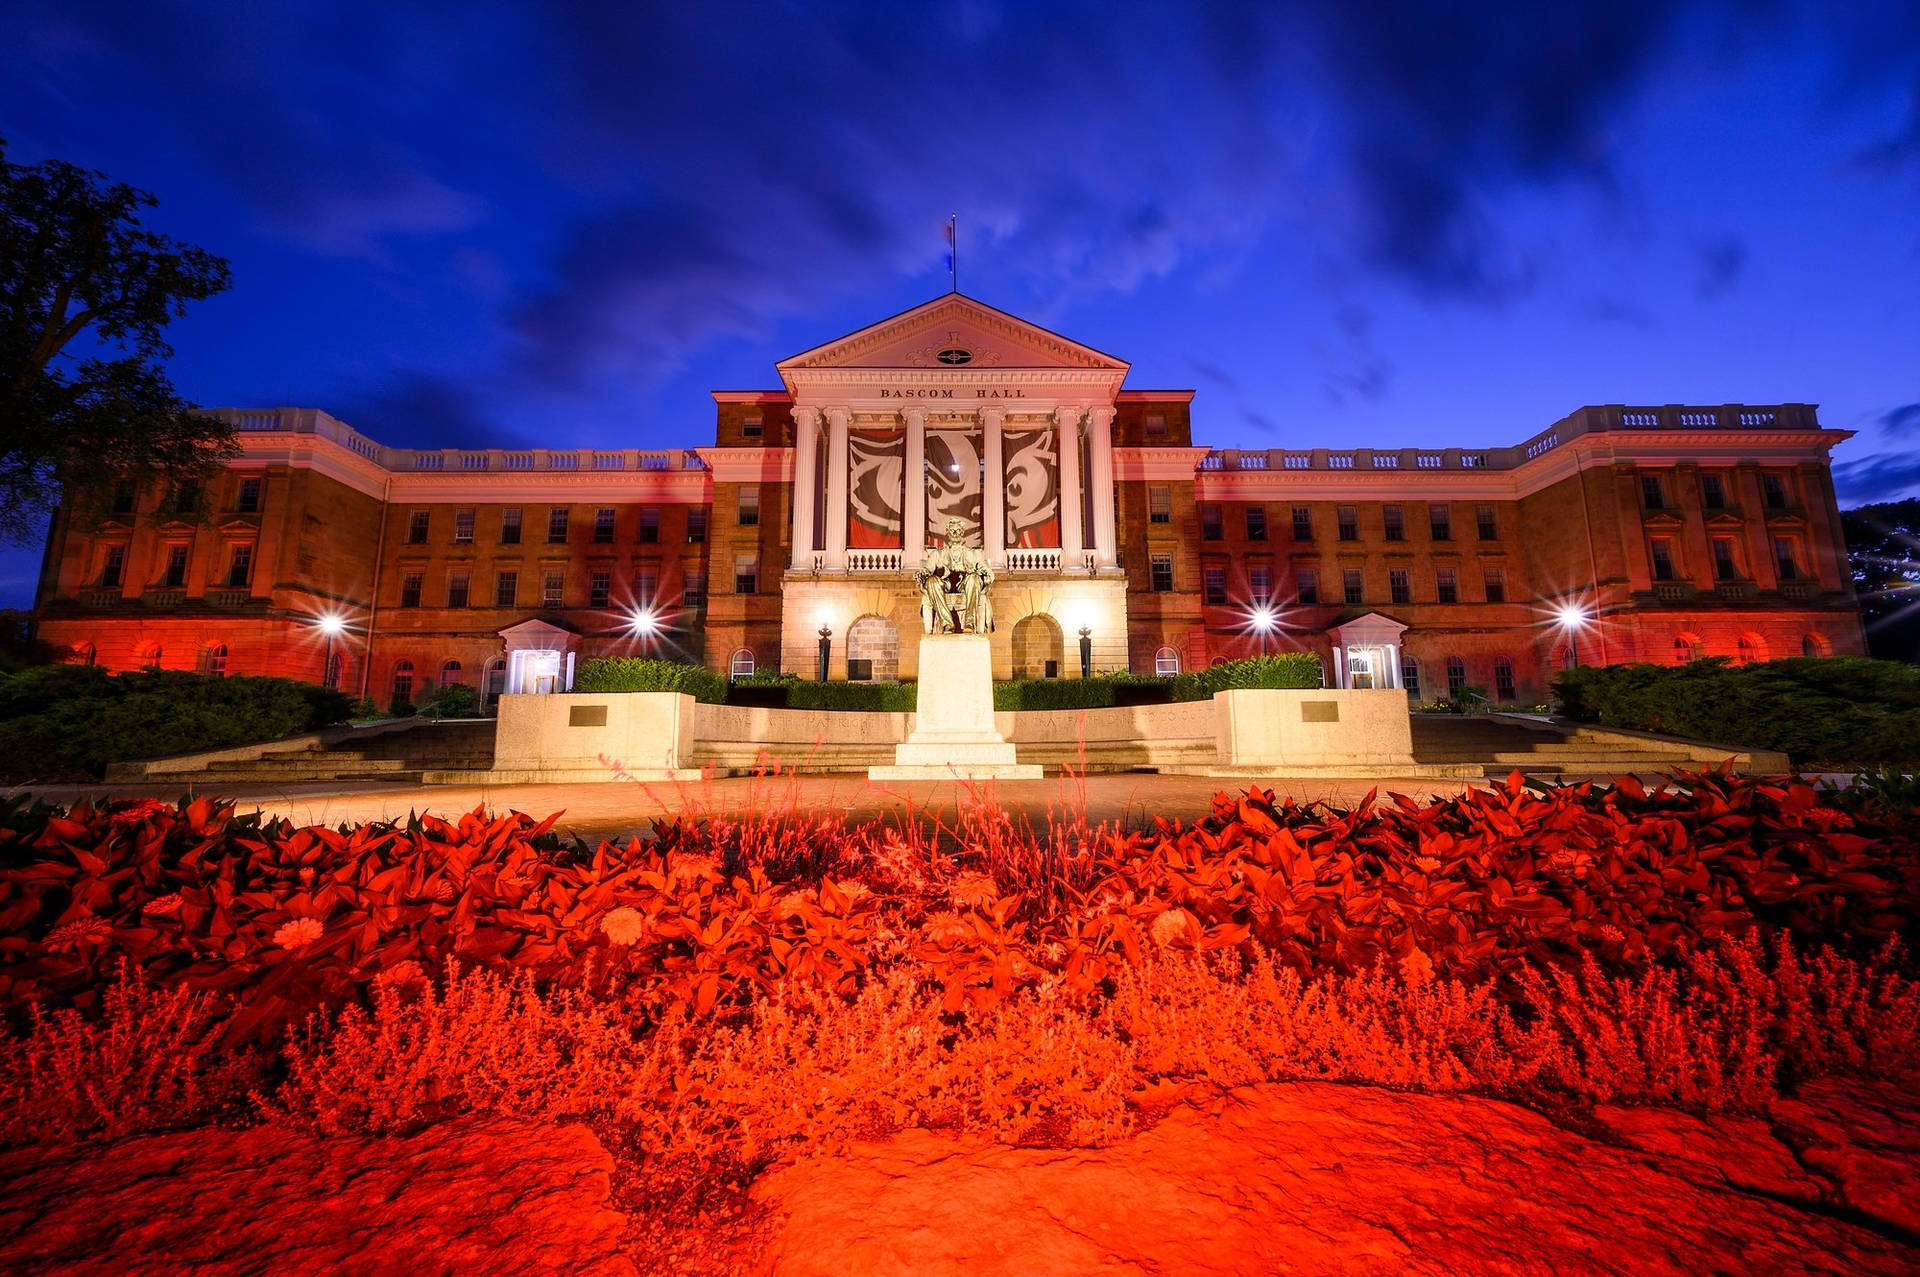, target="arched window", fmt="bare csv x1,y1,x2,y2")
1737,633,1767,665
139,643,163,669
1154,646,1181,676
71,642,96,667
201,643,229,677
1445,656,1468,696
482,657,507,712
1400,655,1421,700
391,659,415,706
1493,656,1516,701
1674,633,1703,665
728,647,755,679
323,649,344,689
440,659,463,687
1802,633,1831,658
